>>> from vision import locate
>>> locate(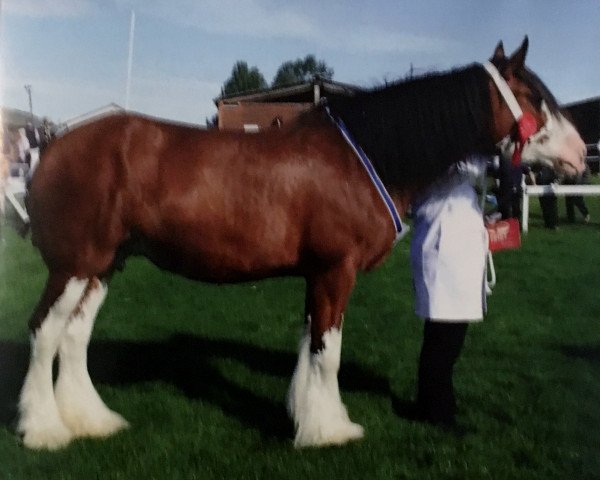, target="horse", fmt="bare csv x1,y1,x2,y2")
17,38,585,450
